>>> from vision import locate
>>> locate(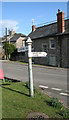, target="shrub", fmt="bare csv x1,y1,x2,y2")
49,97,63,108
60,107,69,118
34,86,38,93
3,42,16,59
